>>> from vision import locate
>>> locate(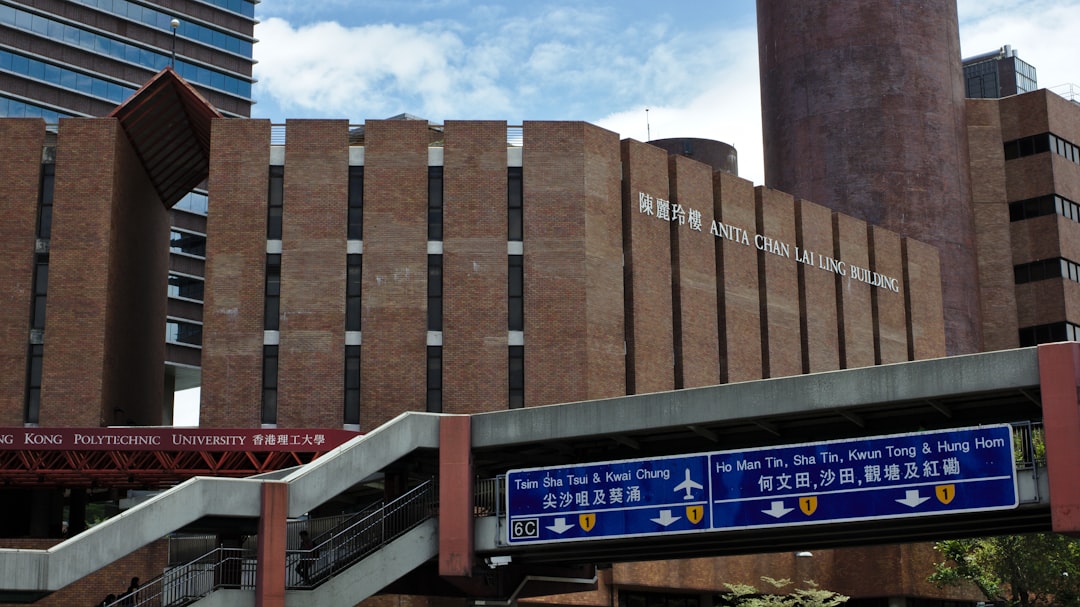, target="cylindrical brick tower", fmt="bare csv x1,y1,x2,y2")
757,0,981,355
